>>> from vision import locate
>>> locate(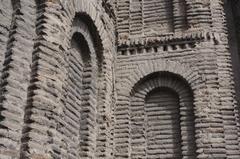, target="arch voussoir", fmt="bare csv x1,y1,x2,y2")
120,59,204,96
115,59,206,158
